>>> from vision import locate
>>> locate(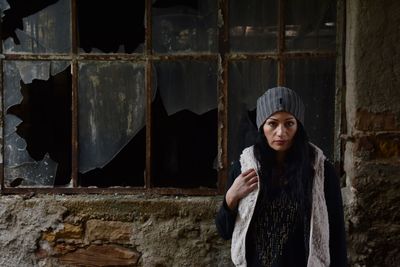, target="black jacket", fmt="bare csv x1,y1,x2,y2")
215,160,348,267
